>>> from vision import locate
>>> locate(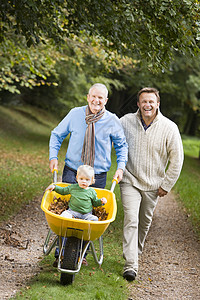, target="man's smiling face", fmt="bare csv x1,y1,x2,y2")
137,92,160,125
87,87,108,115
